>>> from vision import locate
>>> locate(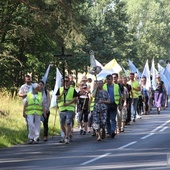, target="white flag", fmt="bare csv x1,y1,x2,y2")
150,58,156,90
141,60,151,90
128,59,138,73
42,64,51,85
50,68,62,108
